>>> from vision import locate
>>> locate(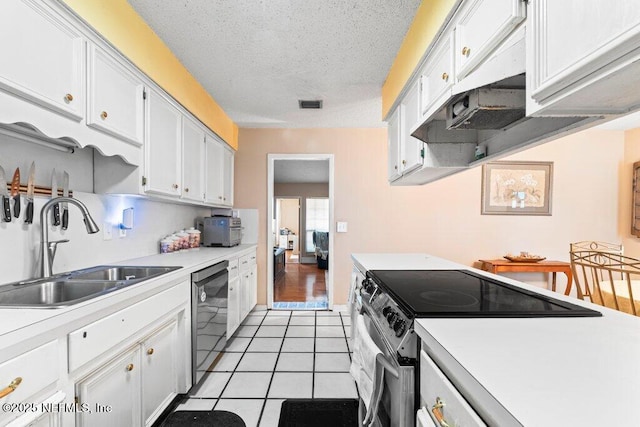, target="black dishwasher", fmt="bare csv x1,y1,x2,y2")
191,260,229,386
